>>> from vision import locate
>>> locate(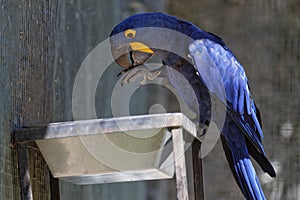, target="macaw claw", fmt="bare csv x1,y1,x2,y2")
120,65,162,86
